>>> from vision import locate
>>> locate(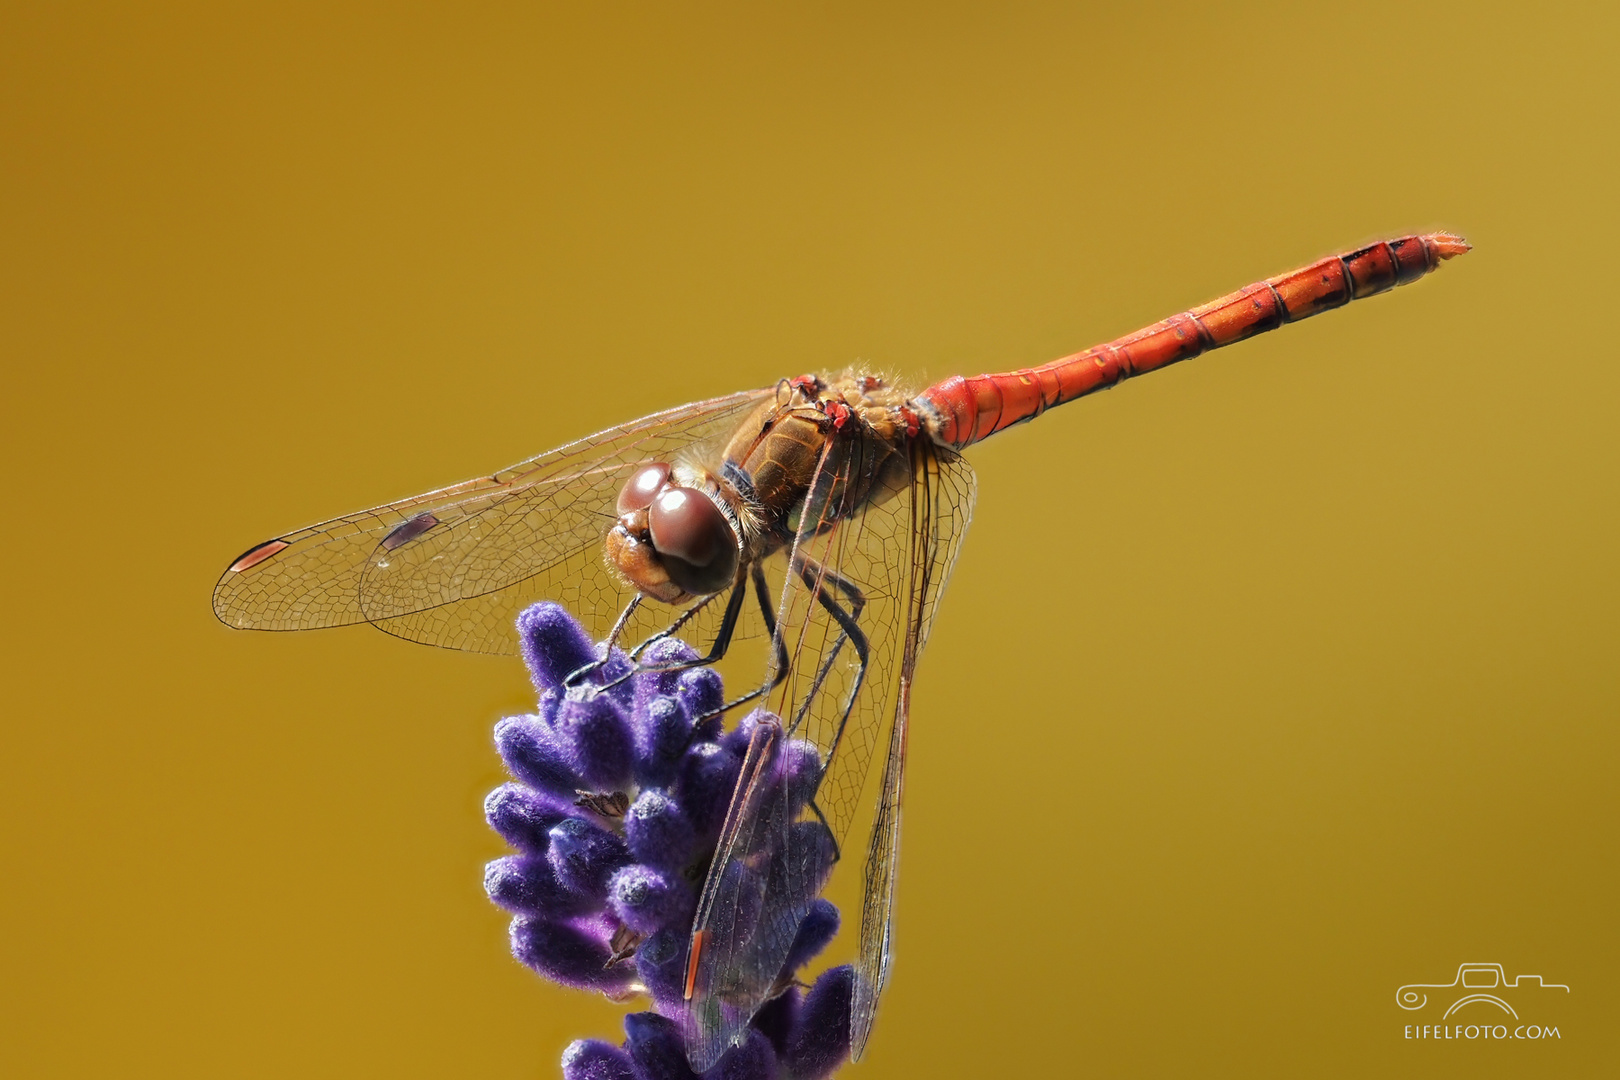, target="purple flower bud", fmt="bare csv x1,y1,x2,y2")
561,1039,638,1080
484,783,571,853
510,916,632,994
636,695,693,787
538,686,563,726
720,709,774,758
632,927,688,1006
780,740,822,817
556,694,635,790
708,1027,777,1080
608,865,688,936
518,603,600,693
767,821,837,905
710,860,766,945
624,791,696,873
677,668,725,738
494,716,580,798
624,1012,699,1080
485,855,599,919
638,636,699,702
781,898,839,974
783,966,853,1080
548,817,631,900
749,991,798,1056
601,647,638,710
676,741,742,841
